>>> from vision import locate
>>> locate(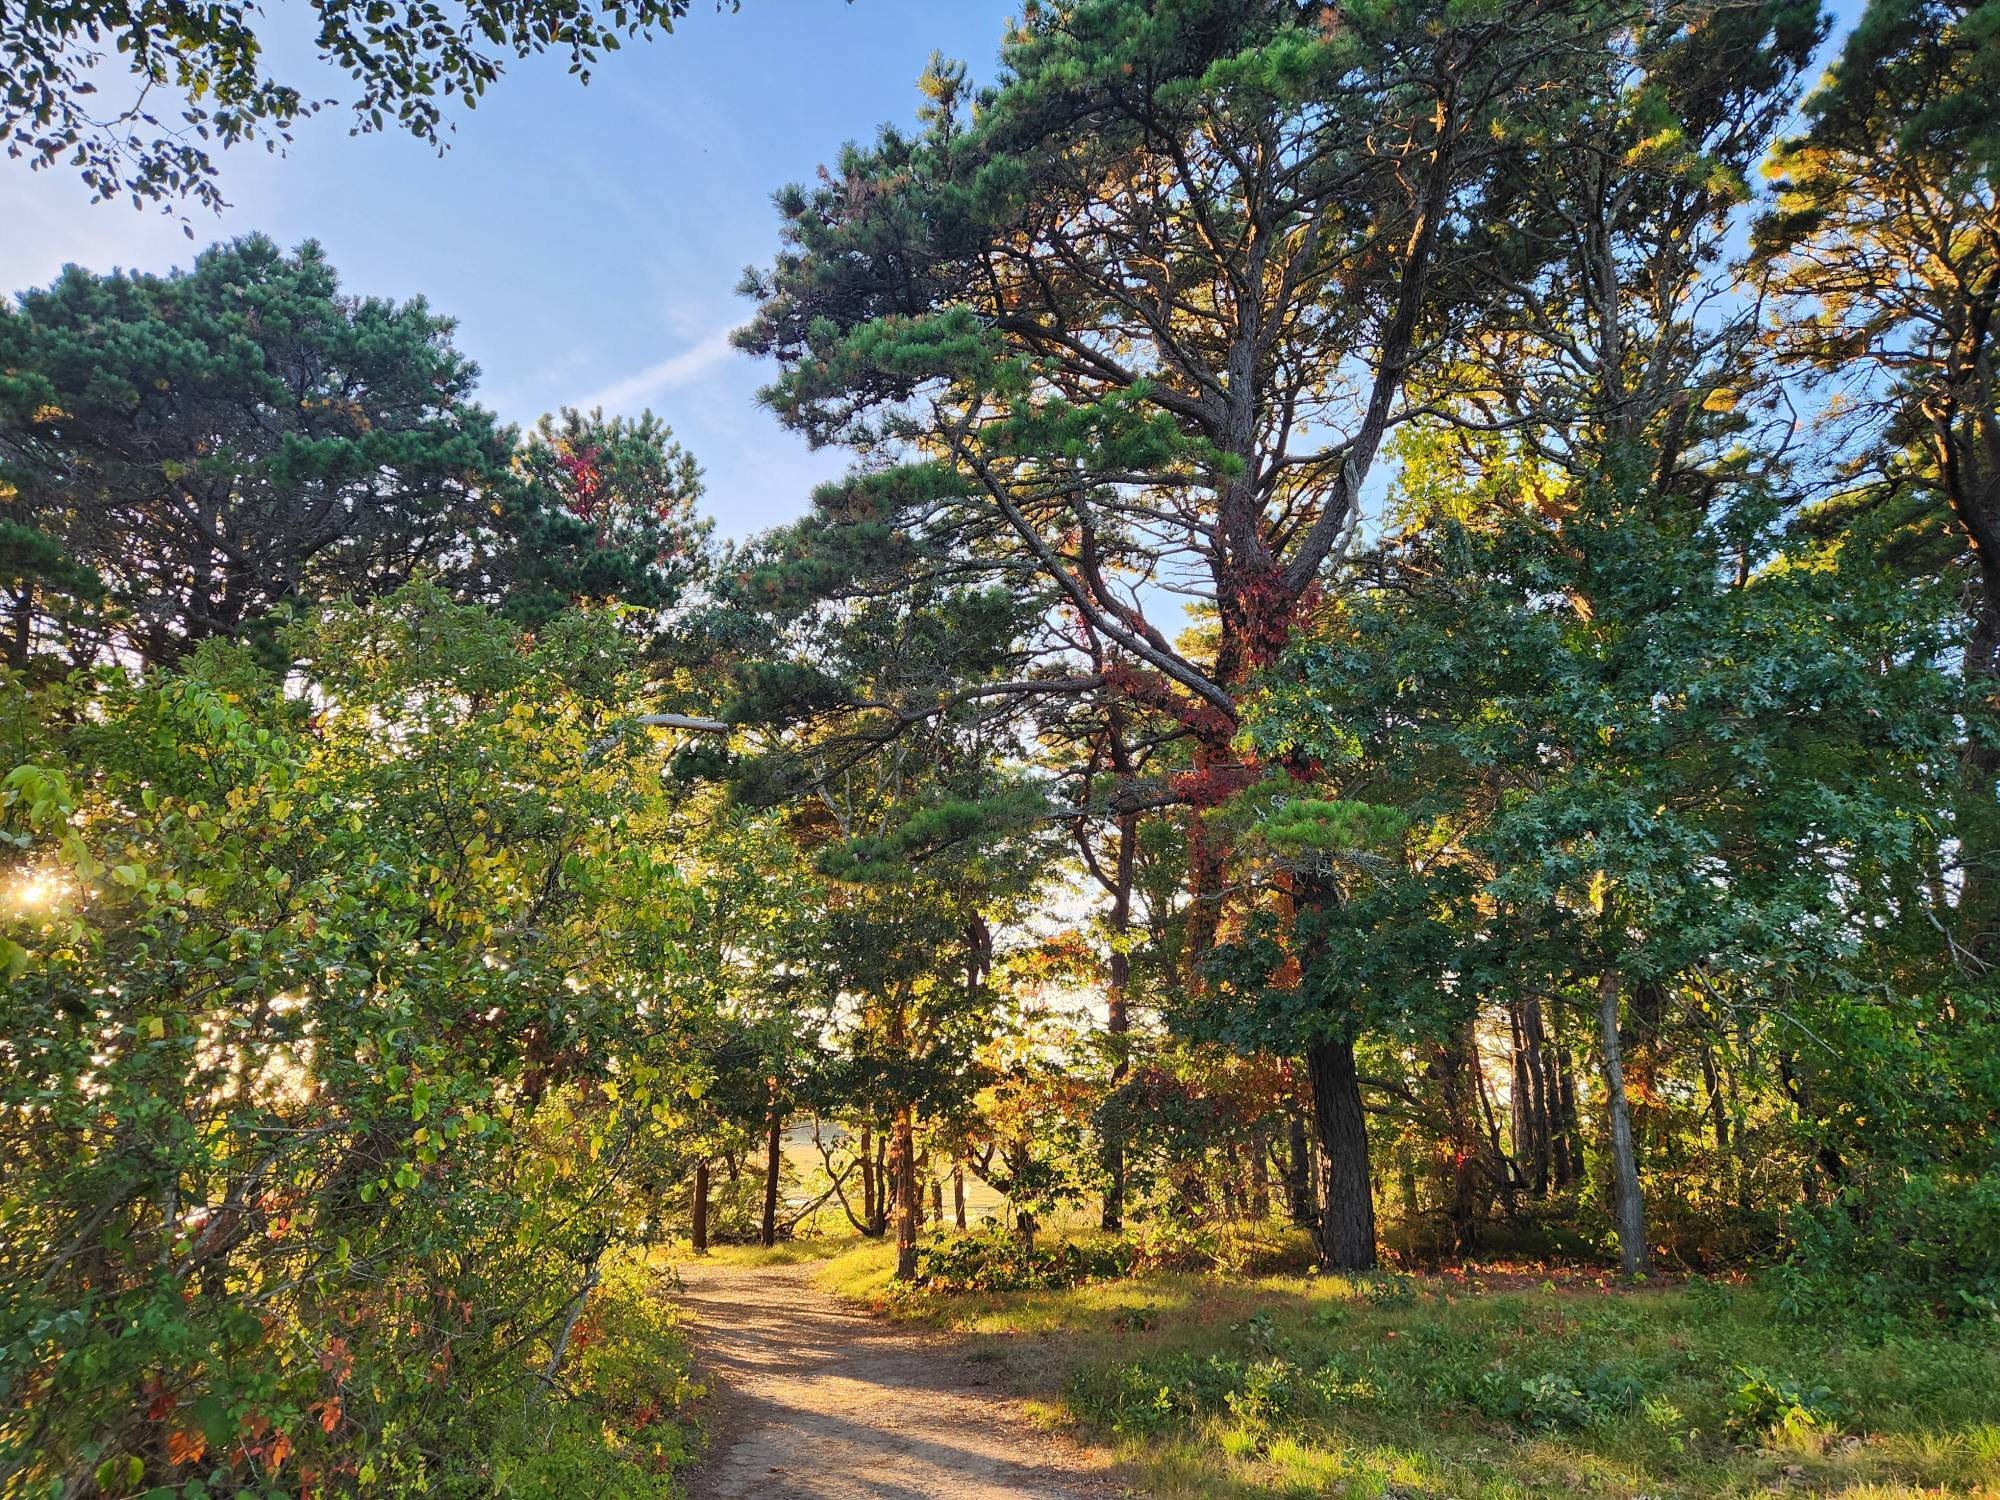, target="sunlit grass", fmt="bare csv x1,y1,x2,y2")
814,1234,2000,1498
